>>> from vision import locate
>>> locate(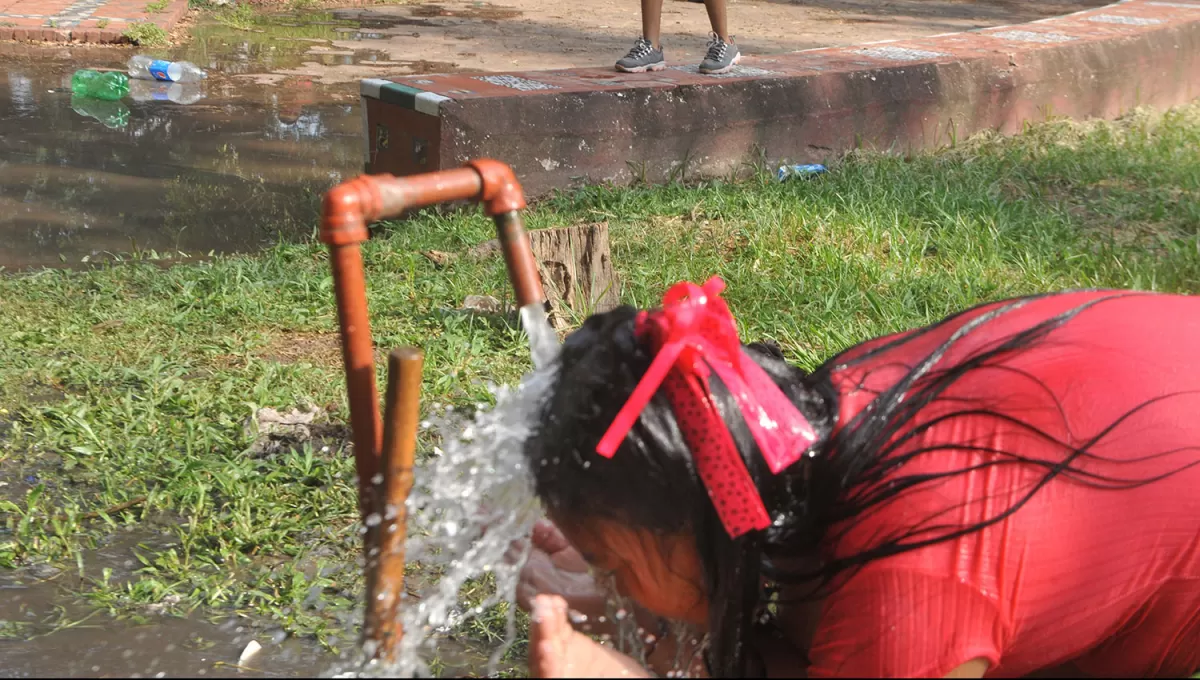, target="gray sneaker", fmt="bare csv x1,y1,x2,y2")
616,37,666,73
699,34,740,74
